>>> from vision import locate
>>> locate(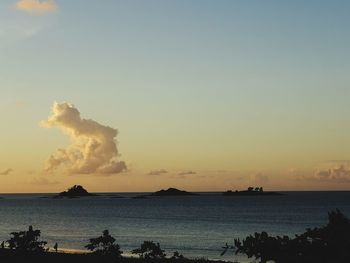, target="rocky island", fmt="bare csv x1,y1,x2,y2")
223,187,282,196
133,187,197,199
151,187,197,196
53,185,97,198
